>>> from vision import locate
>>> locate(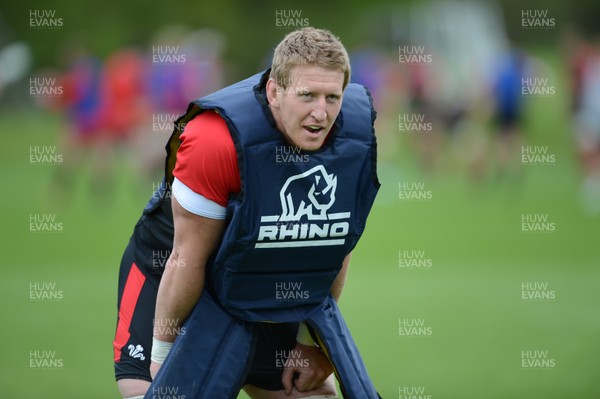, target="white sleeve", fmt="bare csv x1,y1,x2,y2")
171,177,227,220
